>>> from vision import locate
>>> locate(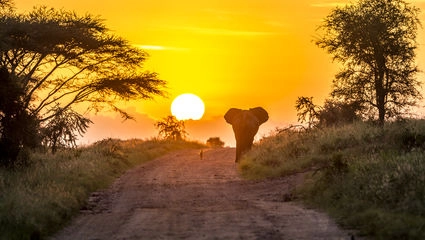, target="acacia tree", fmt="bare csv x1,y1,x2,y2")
0,5,166,166
155,116,187,141
315,0,421,125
